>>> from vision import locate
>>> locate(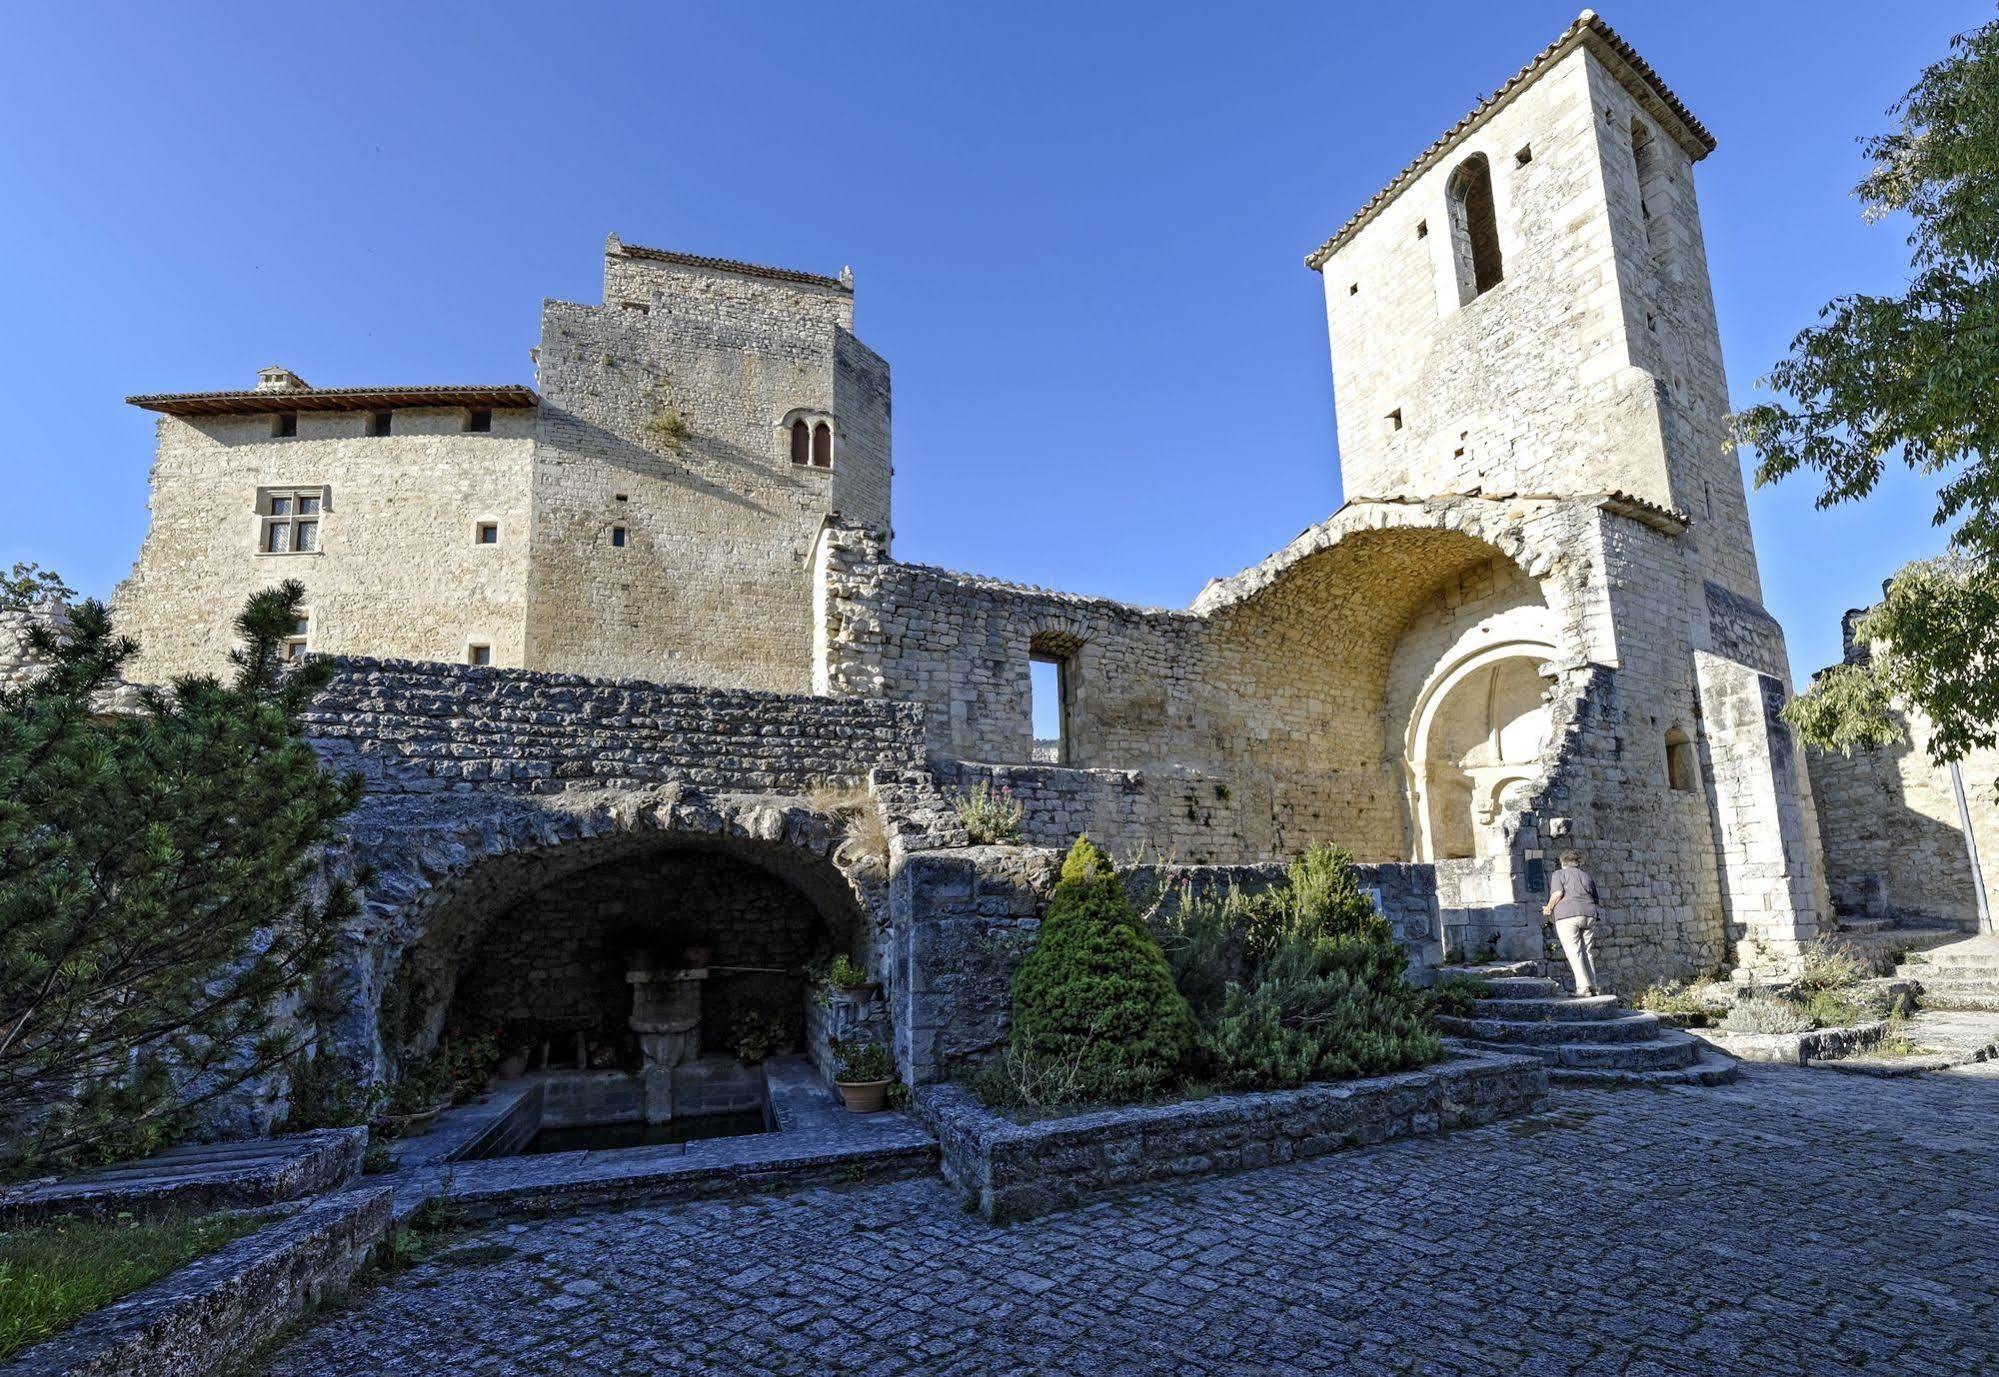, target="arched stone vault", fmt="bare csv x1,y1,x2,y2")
321,783,884,1077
